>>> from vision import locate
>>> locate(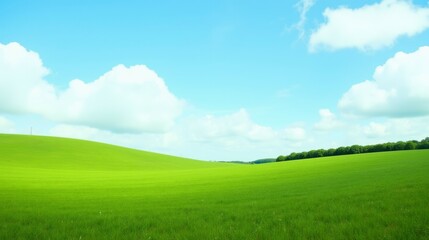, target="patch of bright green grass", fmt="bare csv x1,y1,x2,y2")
0,134,428,239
